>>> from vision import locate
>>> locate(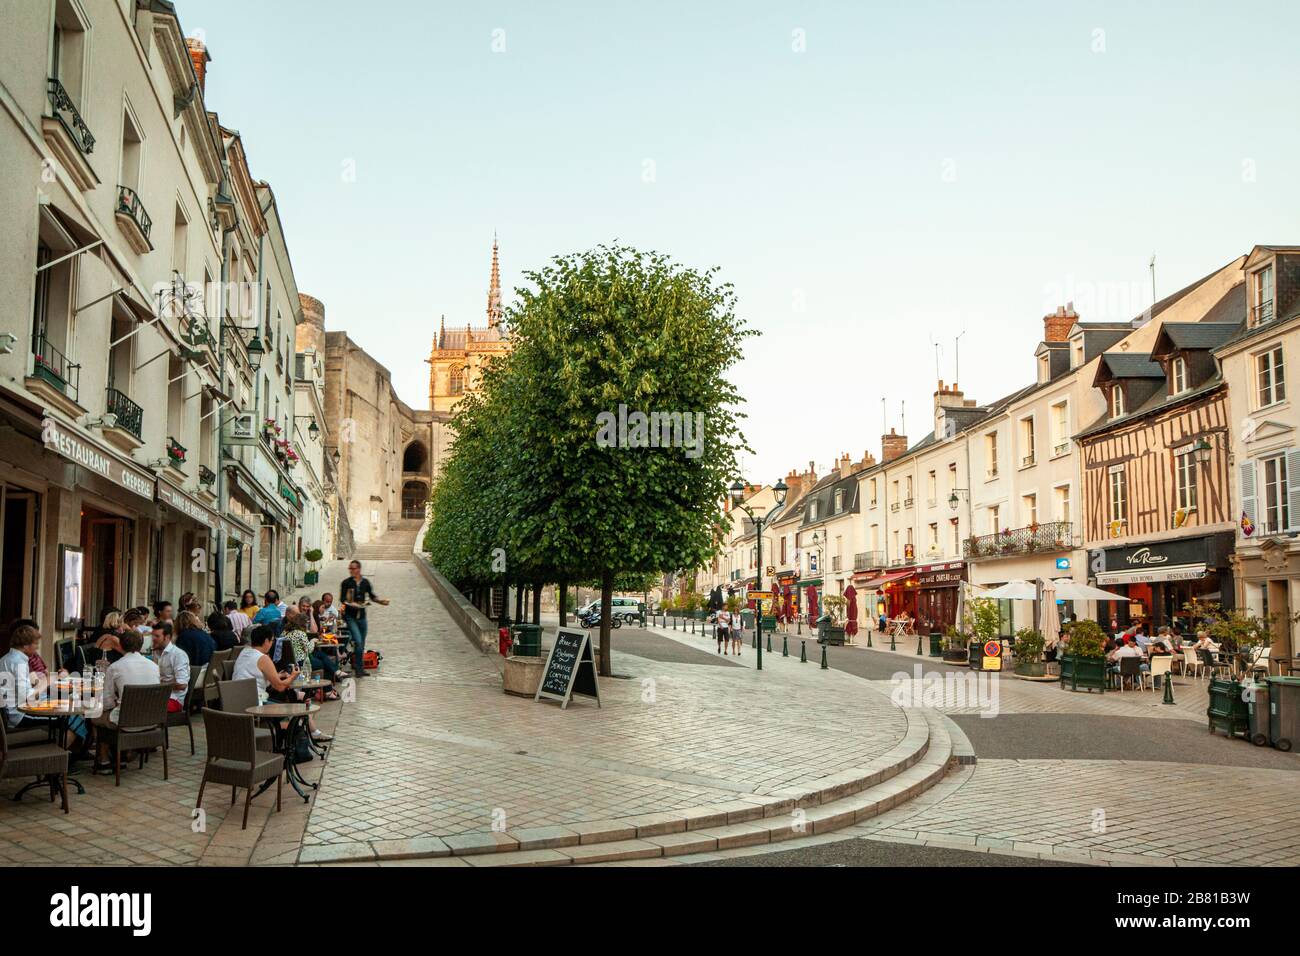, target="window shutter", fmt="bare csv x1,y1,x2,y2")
1288,449,1300,531
1240,461,1257,531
